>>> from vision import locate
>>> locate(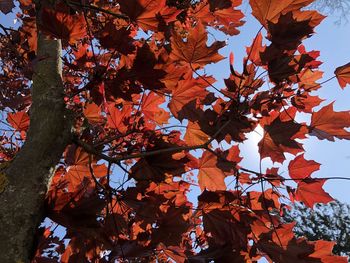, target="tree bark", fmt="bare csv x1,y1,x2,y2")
0,34,71,262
